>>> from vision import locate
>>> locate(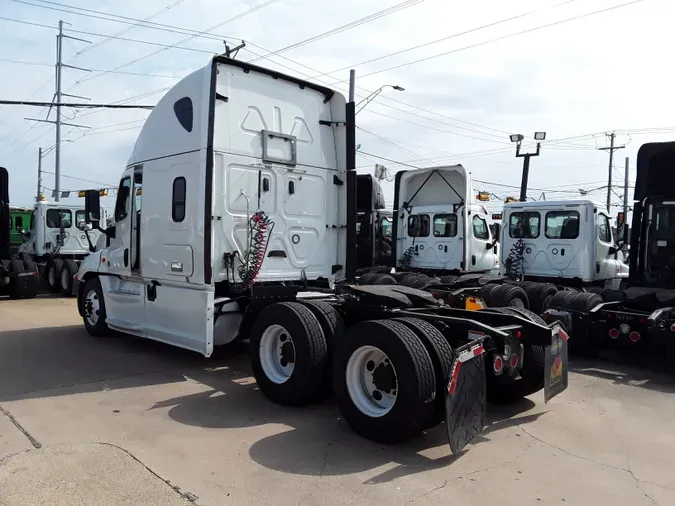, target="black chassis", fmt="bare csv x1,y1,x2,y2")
332,284,569,453
545,299,675,352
